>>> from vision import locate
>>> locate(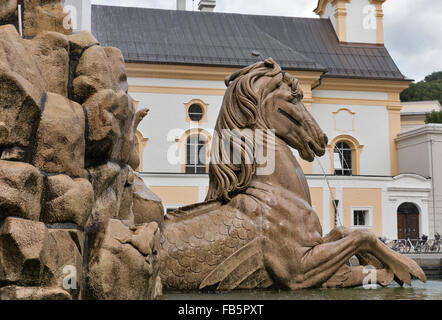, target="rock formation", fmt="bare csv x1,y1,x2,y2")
0,19,164,299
